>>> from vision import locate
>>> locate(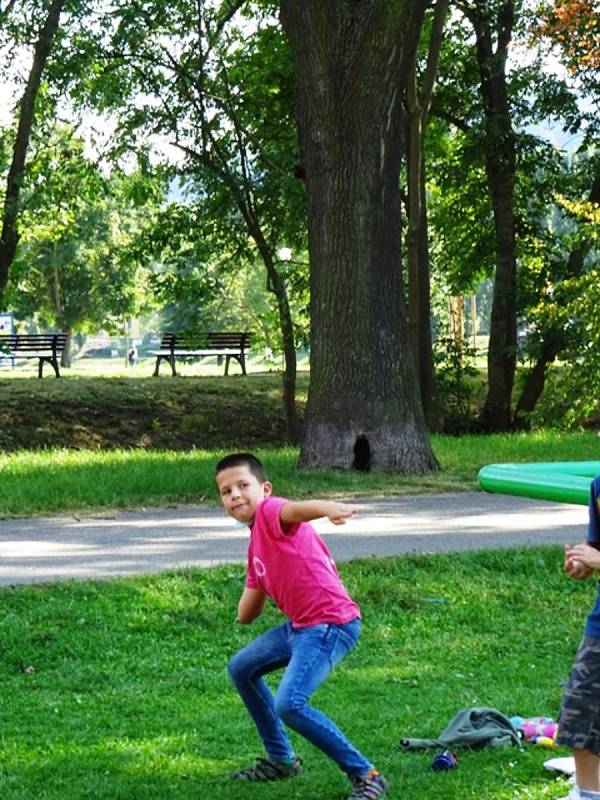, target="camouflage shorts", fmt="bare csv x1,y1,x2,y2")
556,635,600,755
